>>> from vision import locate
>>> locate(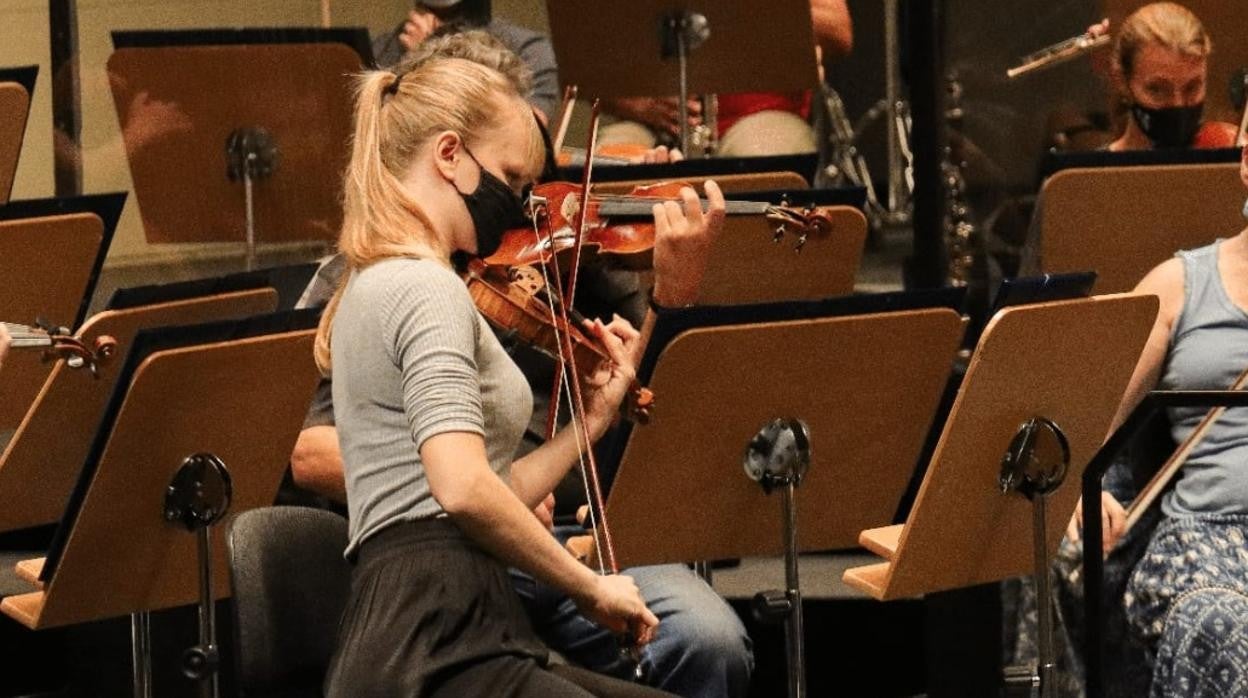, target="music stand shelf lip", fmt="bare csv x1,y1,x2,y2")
0,192,127,331
1039,146,1239,180
0,65,38,97
110,27,373,64
557,153,821,188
